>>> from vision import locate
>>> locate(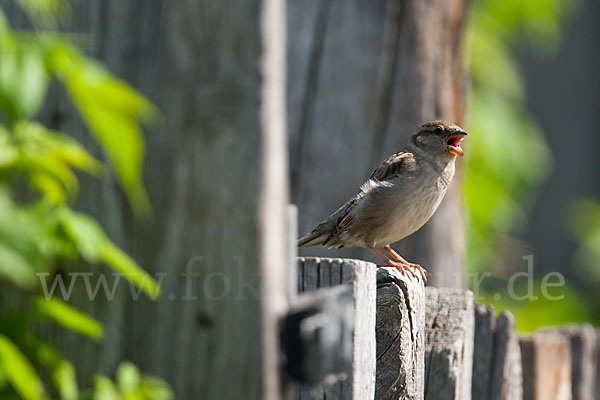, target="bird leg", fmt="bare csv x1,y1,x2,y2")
368,246,418,279
383,246,428,282
383,246,409,263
